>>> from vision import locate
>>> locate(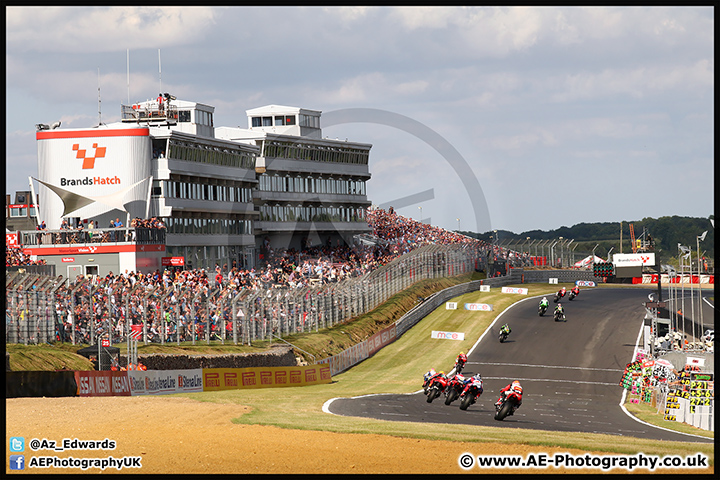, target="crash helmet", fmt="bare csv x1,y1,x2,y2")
511,380,522,393
473,374,482,382
542,297,547,302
